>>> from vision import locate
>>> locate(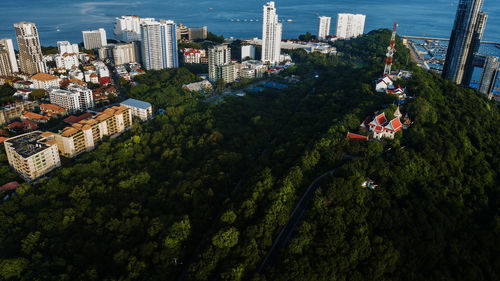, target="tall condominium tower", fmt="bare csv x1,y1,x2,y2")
318,16,331,41
140,20,178,70
261,1,282,65
442,0,487,86
82,28,107,50
478,56,498,98
208,44,235,83
114,16,143,42
14,22,46,75
0,38,19,76
336,13,366,39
